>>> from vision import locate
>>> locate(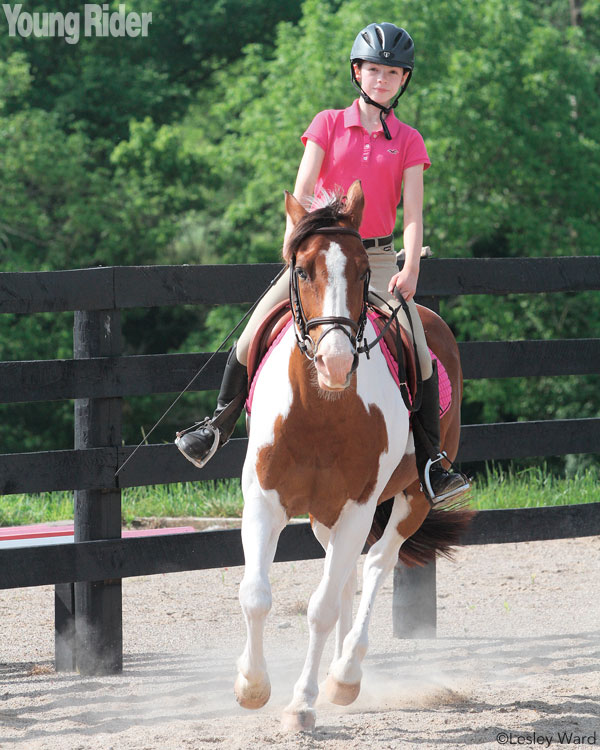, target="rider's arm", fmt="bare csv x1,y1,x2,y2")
283,140,325,259
388,164,424,301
